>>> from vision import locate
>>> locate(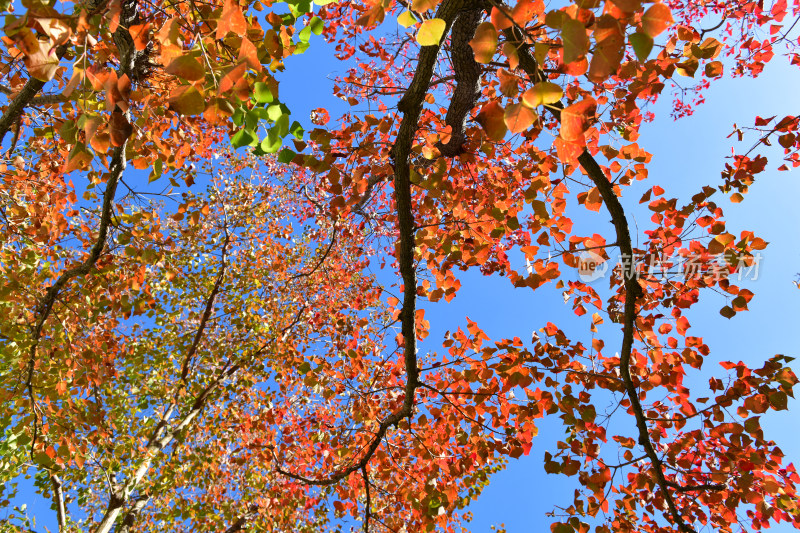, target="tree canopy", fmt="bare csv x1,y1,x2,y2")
1,0,799,532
